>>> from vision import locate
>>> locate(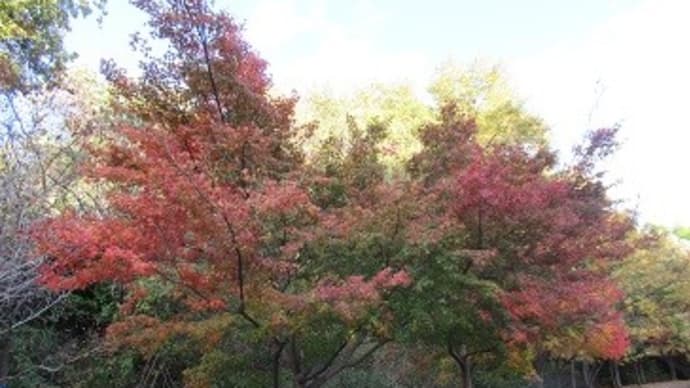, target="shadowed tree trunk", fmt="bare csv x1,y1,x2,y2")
532,353,548,388
634,360,647,384
638,364,647,384
571,360,577,388
460,354,472,388
609,361,623,388
555,360,562,388
582,361,602,388
272,339,286,388
448,342,473,388
664,356,678,380
0,334,10,387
